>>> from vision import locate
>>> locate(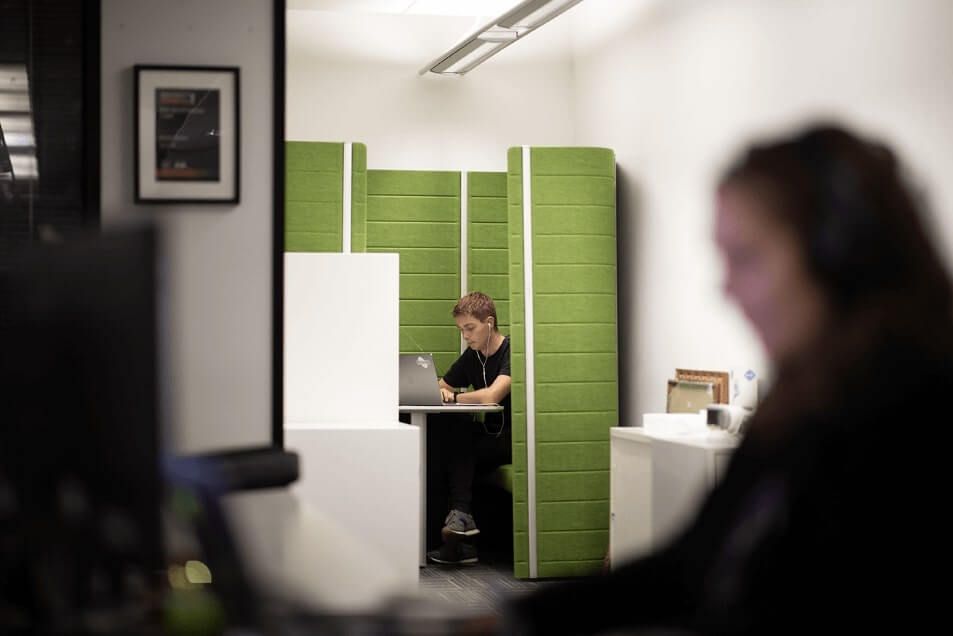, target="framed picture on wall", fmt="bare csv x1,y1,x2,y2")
134,65,240,204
